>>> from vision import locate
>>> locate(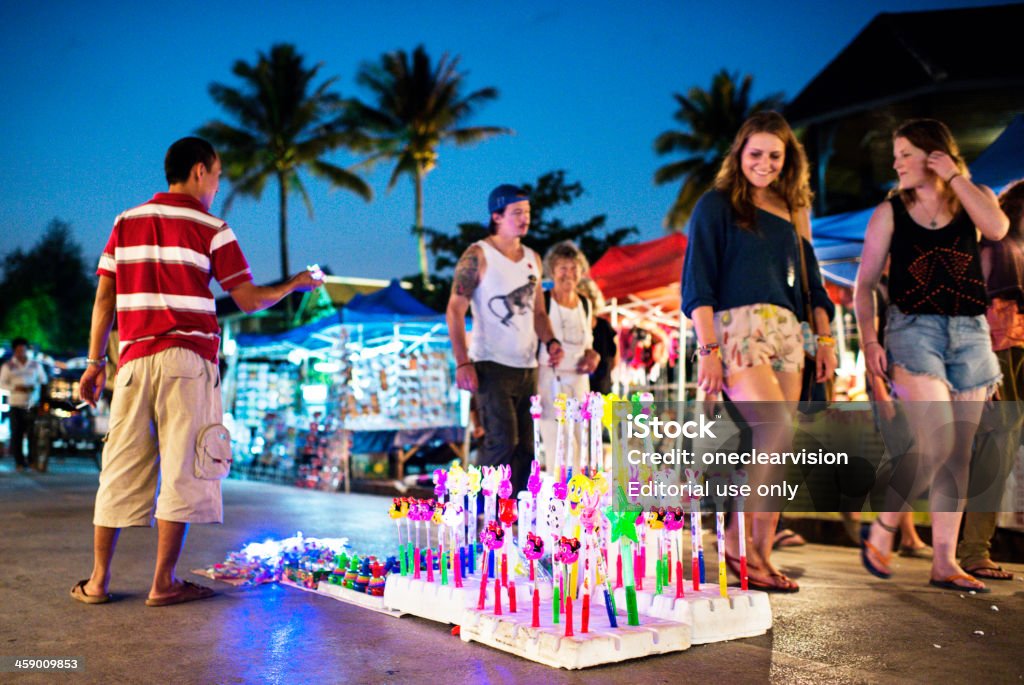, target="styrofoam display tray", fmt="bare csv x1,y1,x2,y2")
459,601,691,670
316,581,404,617
383,573,553,625
605,584,771,644
384,568,770,645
